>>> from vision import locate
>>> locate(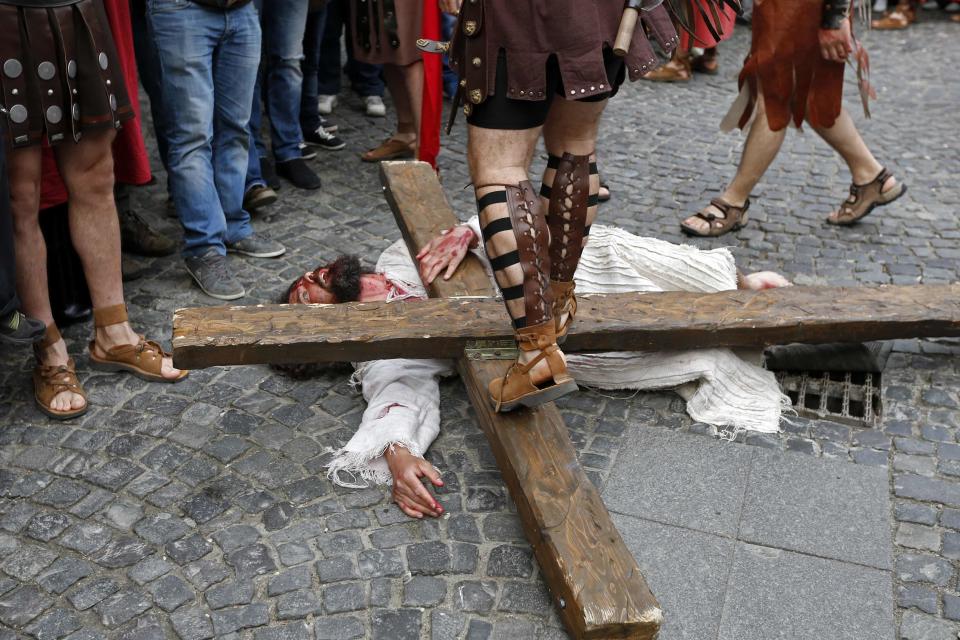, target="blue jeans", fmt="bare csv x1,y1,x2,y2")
248,0,310,166
147,0,258,257
131,0,170,171
317,0,383,97
300,7,327,135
